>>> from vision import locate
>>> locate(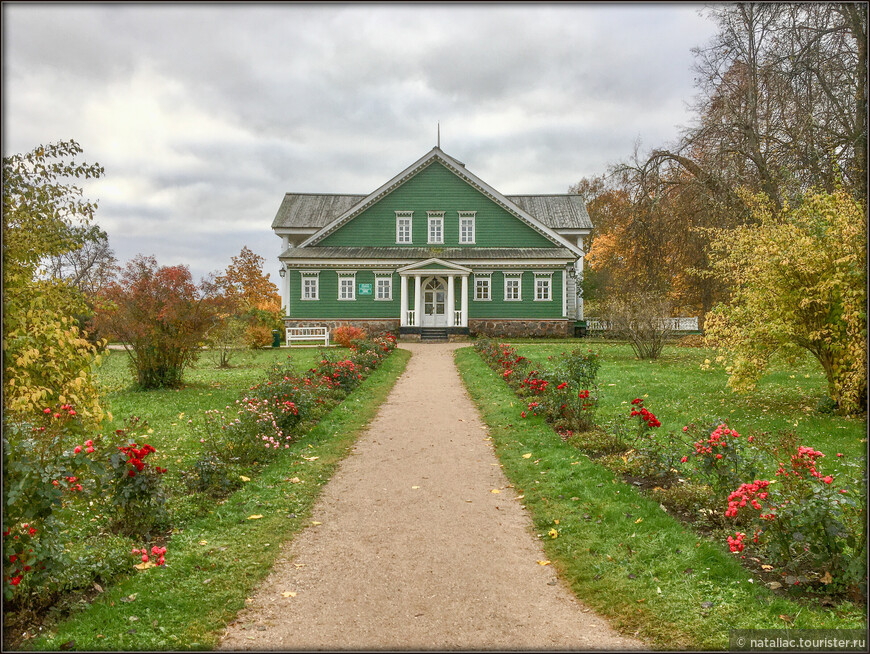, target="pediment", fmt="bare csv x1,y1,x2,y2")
396,258,472,274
